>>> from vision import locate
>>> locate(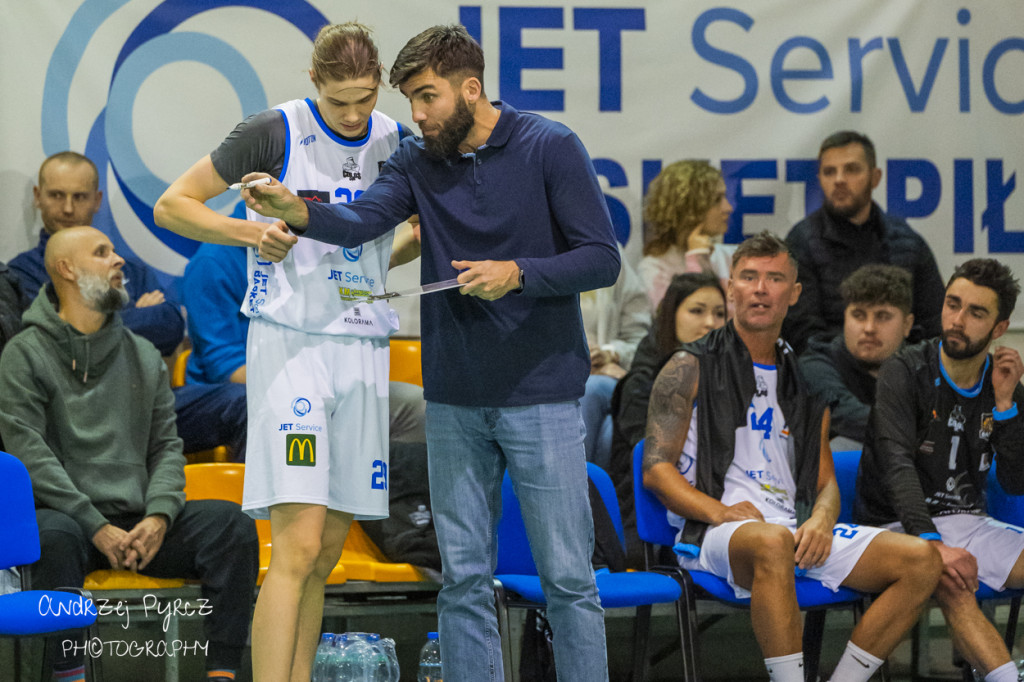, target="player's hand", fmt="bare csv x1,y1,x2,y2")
134,290,165,308
92,524,130,570
259,221,299,263
713,501,764,525
120,516,168,571
242,173,309,226
991,346,1024,412
932,541,979,592
452,259,521,301
794,512,833,570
